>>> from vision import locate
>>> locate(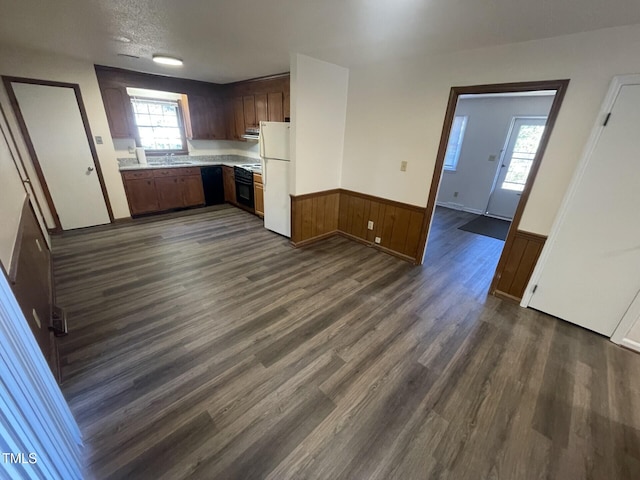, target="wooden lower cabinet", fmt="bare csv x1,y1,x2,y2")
223,166,236,204
123,177,160,215
122,167,205,216
254,173,264,217
155,176,184,210
181,175,205,206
